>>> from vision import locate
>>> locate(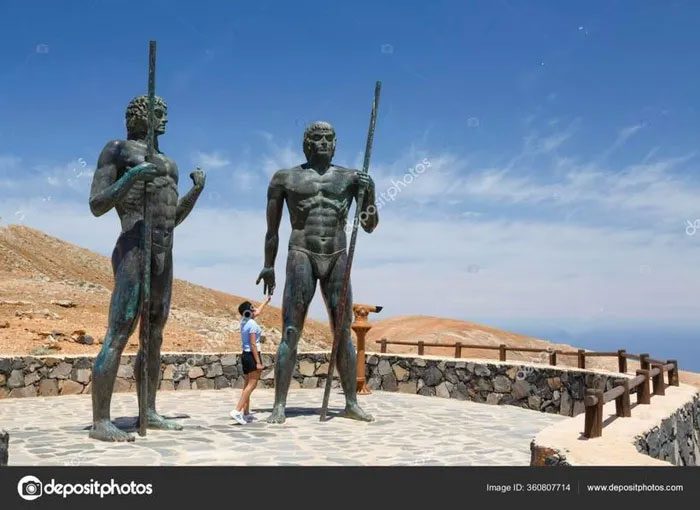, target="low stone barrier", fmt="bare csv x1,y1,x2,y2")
1,352,624,417
364,353,625,416
0,352,333,397
0,352,626,417
634,393,700,465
